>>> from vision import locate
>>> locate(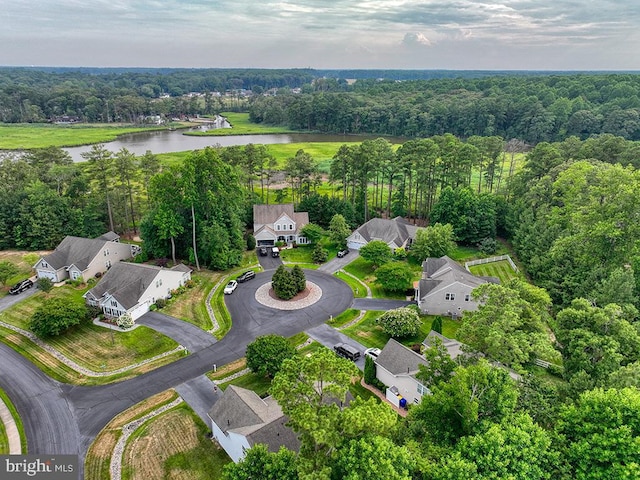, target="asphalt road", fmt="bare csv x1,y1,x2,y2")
0,286,38,313
0,268,354,477
305,324,367,371
137,311,217,352
317,250,359,274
